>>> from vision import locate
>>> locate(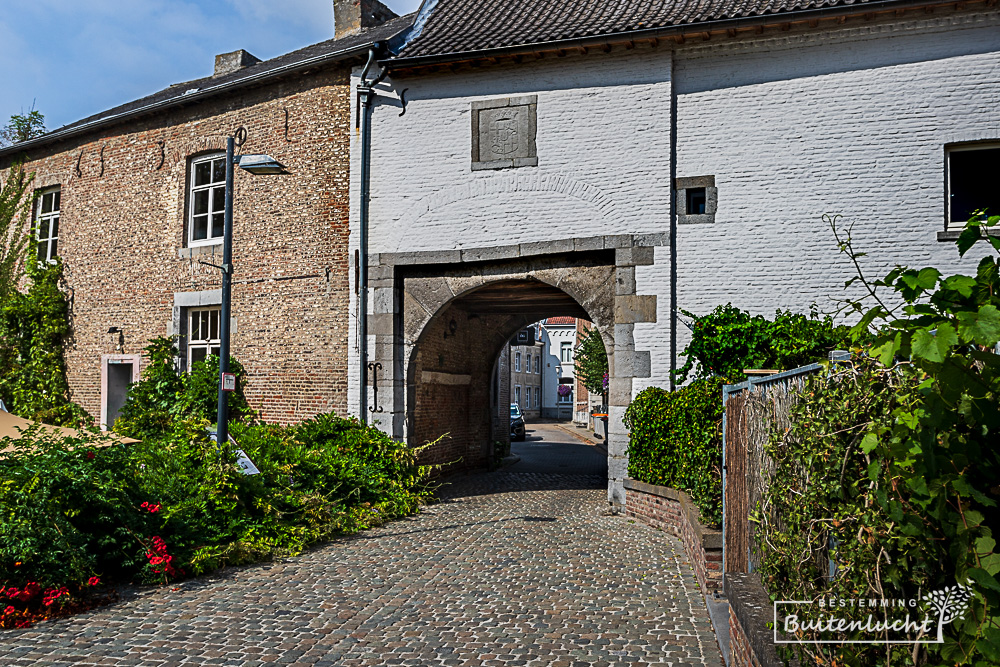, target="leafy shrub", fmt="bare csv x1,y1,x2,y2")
114,337,254,440
676,304,853,382
1,414,434,628
753,214,1000,666
624,378,724,527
